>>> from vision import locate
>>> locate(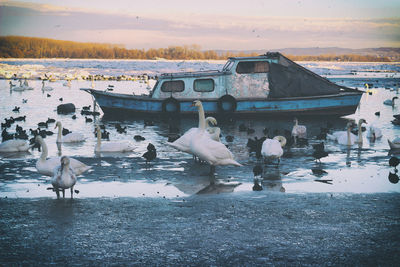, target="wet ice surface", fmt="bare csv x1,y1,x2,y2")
0,60,399,265
1,73,400,197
